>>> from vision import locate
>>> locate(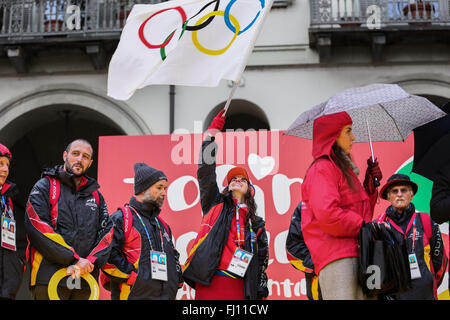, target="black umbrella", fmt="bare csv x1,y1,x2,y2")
412,102,450,181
